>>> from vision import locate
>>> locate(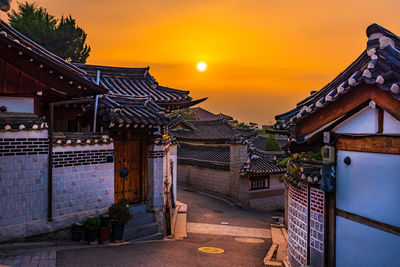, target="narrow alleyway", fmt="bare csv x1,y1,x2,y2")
55,188,277,266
